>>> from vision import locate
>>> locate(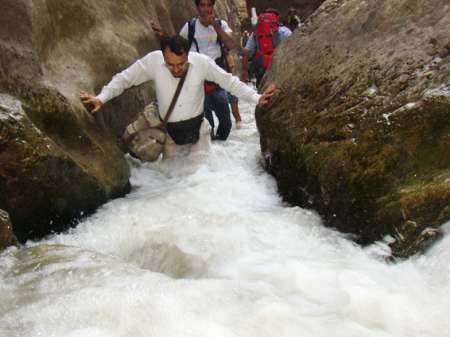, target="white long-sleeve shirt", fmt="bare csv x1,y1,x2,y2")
97,51,260,122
